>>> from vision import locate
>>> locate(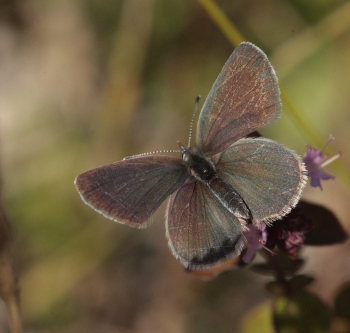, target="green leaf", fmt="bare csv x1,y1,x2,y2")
334,282,350,321
300,201,348,246
266,275,314,297
273,292,331,333
288,275,314,291
250,263,274,276
251,251,304,277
